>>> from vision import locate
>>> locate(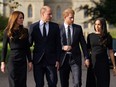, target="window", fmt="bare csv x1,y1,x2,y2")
28,4,33,18
84,9,88,18
56,6,61,19
83,22,88,29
